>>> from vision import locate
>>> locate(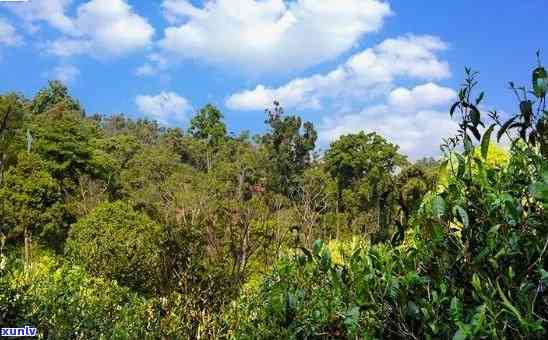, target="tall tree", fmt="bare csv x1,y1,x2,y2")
188,104,227,143
0,93,25,185
30,81,82,115
187,104,227,171
325,132,406,235
261,102,317,196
